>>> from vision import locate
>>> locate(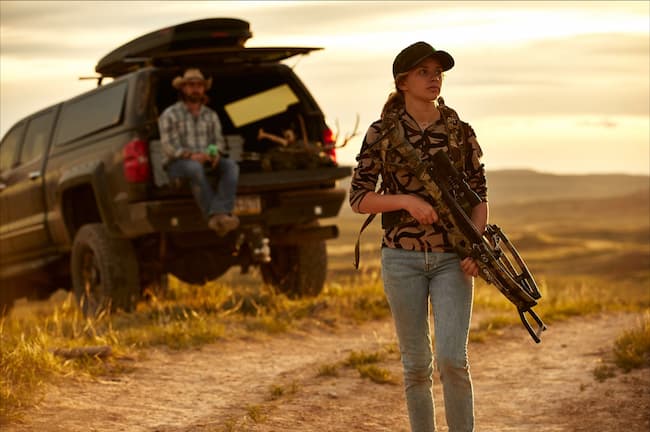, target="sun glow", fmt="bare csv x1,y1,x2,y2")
1,1,648,174
473,115,650,175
